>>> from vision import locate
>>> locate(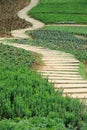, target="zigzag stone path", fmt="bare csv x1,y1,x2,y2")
1,0,87,101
